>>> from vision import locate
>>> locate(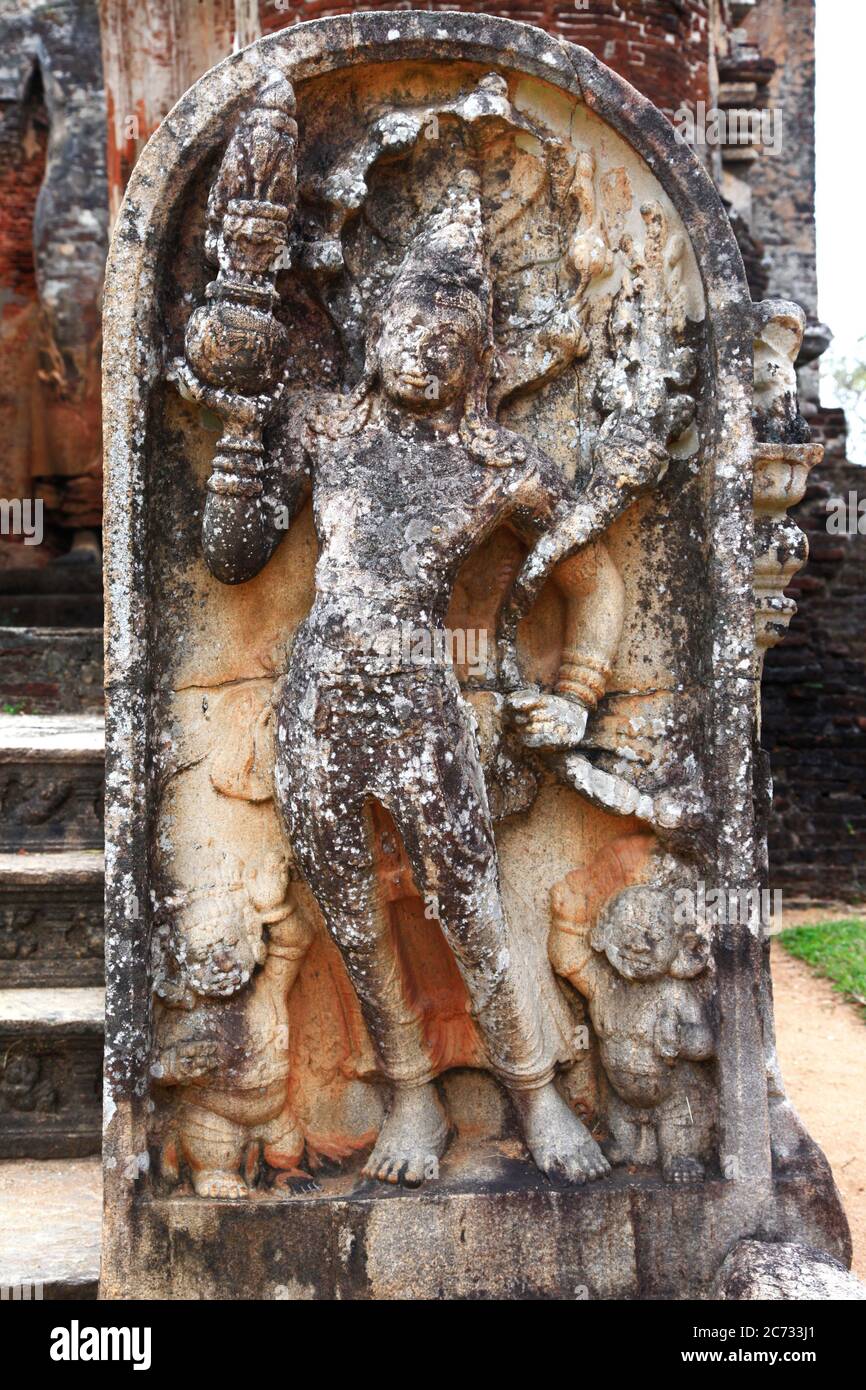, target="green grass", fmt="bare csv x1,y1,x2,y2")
779,919,866,1020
